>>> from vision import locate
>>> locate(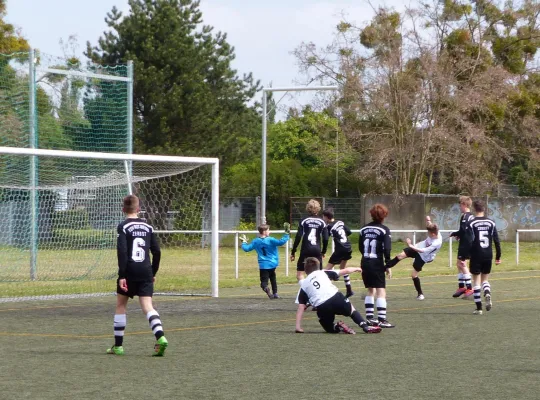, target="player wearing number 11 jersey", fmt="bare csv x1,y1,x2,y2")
291,199,329,281
359,204,394,328
107,195,168,357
